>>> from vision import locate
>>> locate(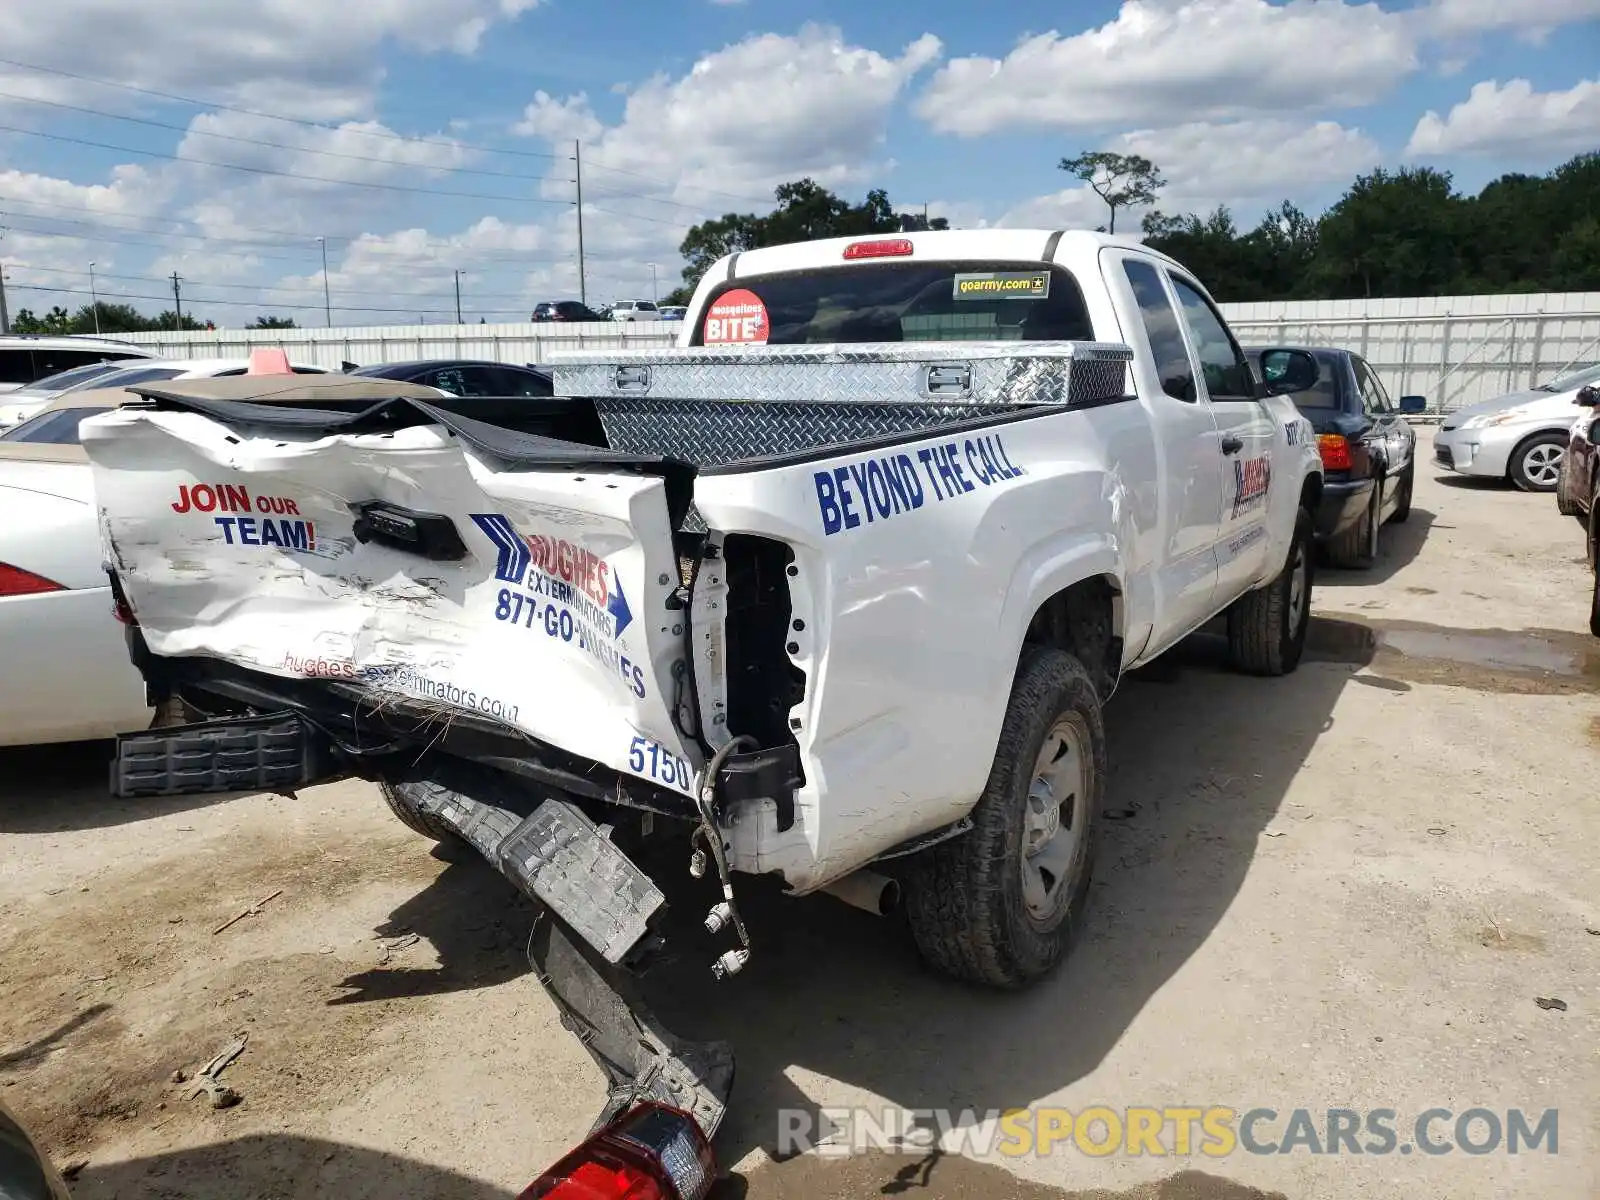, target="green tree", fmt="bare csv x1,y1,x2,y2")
674,179,941,297
1305,167,1465,298
1059,151,1166,234
247,316,298,329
